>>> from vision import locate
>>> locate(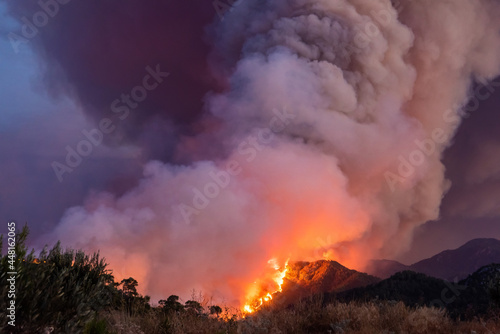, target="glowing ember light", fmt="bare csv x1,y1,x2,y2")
242,258,289,314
